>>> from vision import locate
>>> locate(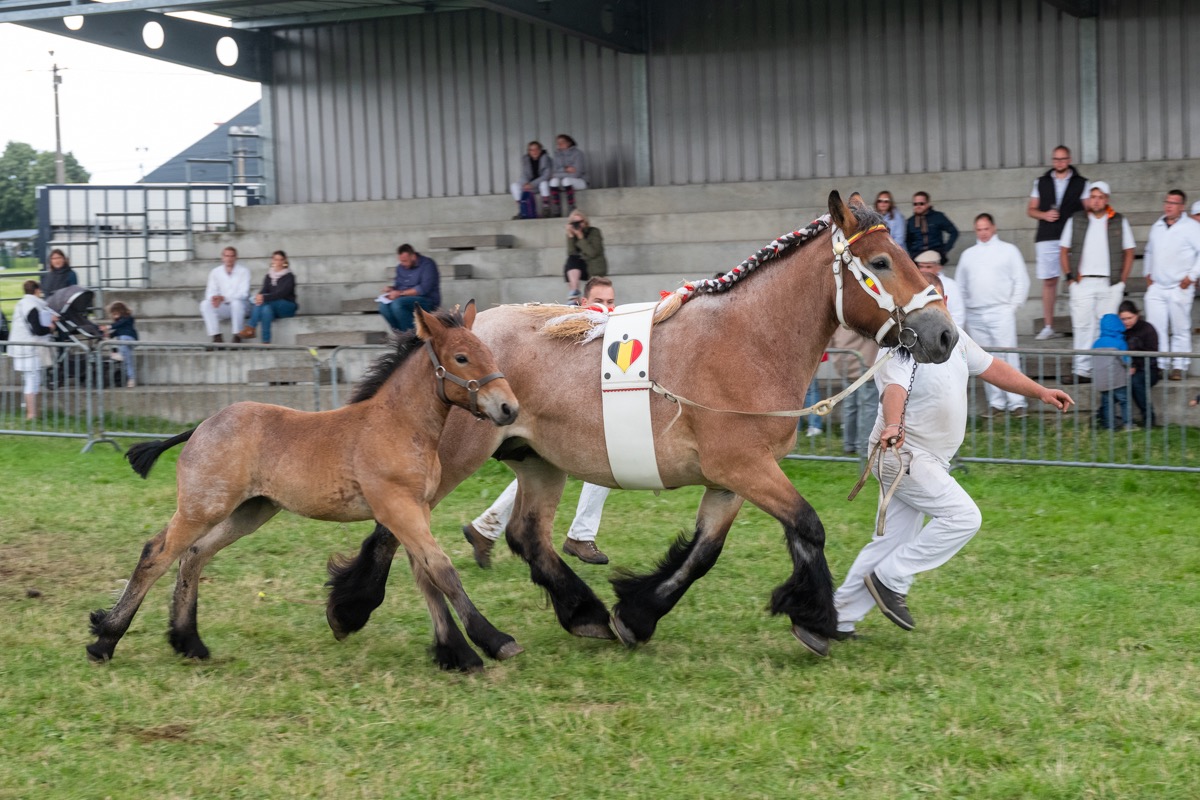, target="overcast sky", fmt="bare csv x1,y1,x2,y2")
0,23,261,184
